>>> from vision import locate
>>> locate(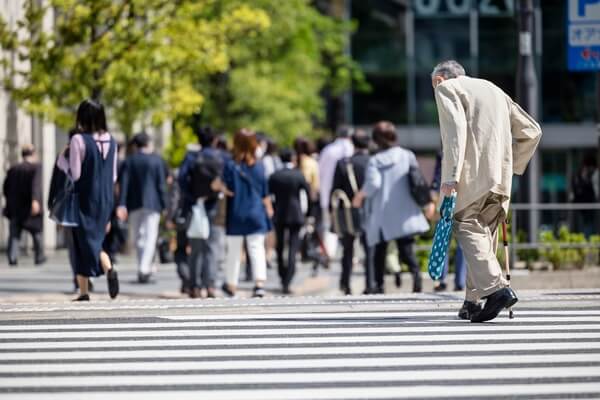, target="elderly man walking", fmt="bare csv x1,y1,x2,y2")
432,60,542,323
